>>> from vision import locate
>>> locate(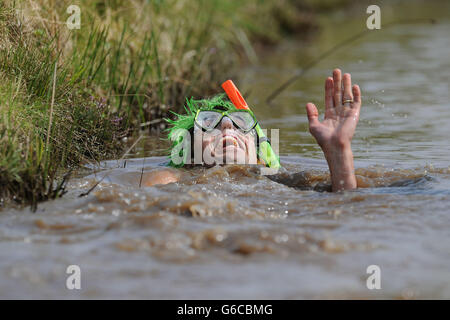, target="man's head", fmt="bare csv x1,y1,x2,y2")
196,106,258,166
166,95,258,167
